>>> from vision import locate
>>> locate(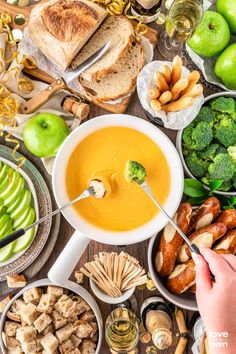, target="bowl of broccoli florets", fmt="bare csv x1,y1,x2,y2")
176,92,236,196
